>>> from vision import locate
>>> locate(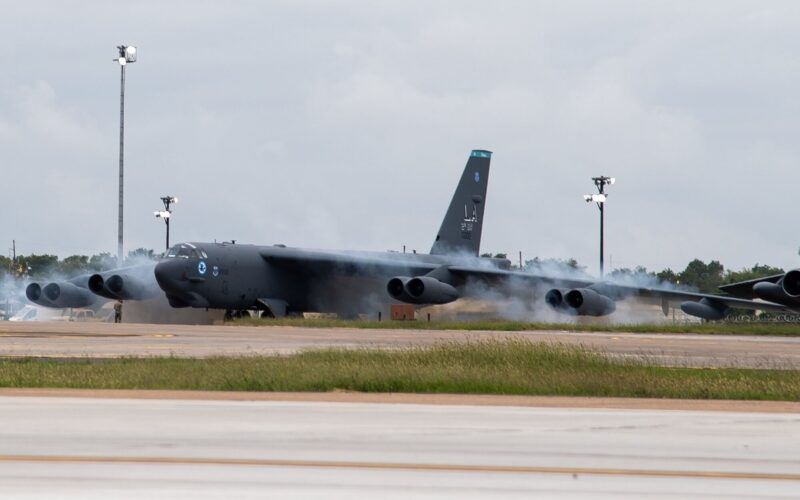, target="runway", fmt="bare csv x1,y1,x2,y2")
0,393,798,498
1,321,800,368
